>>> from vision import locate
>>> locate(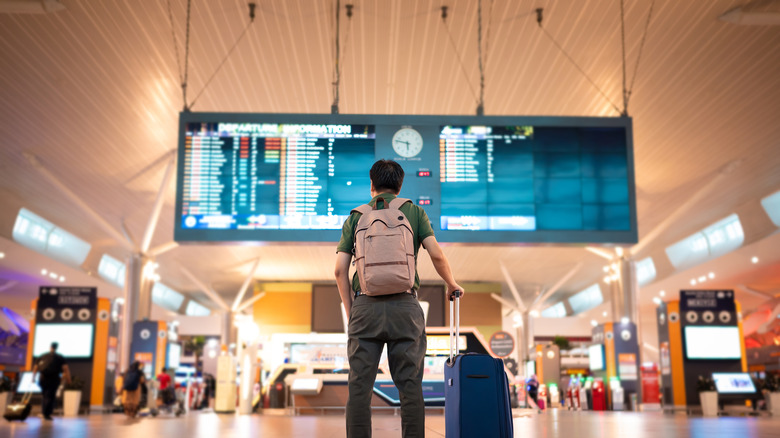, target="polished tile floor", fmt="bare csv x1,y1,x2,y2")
2,409,779,438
